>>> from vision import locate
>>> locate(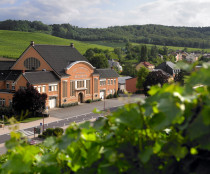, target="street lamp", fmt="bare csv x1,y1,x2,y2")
104,91,106,116
2,115,4,129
